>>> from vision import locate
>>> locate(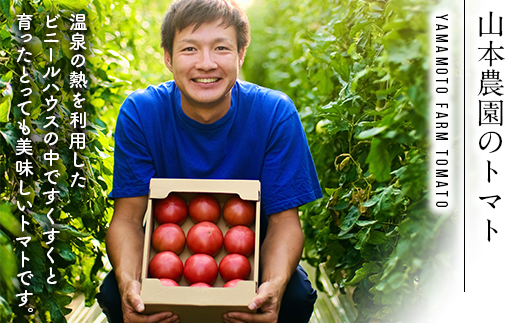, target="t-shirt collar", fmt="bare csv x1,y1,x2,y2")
173,82,238,131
